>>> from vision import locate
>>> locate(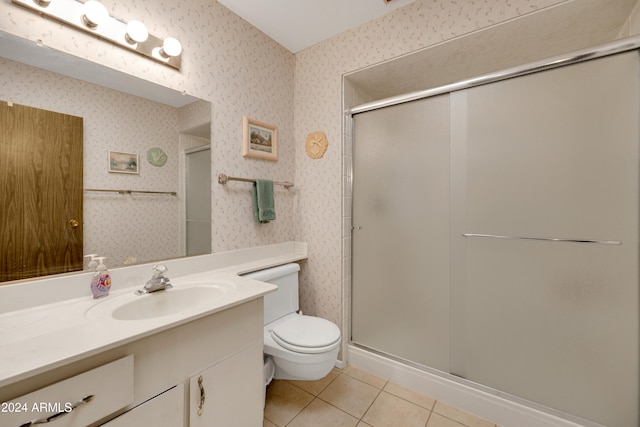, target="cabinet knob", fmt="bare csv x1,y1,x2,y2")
69,219,79,228
197,375,206,416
